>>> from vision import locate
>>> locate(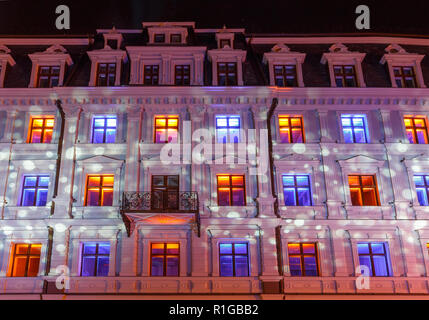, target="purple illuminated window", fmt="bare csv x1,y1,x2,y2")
151,243,179,276
92,116,117,143
287,243,319,276
357,242,392,277
282,175,312,206
414,175,429,206
341,114,369,143
219,243,249,277
216,115,240,143
21,175,49,206
81,243,110,276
